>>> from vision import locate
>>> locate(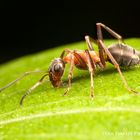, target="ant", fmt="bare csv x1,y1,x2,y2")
0,23,140,105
